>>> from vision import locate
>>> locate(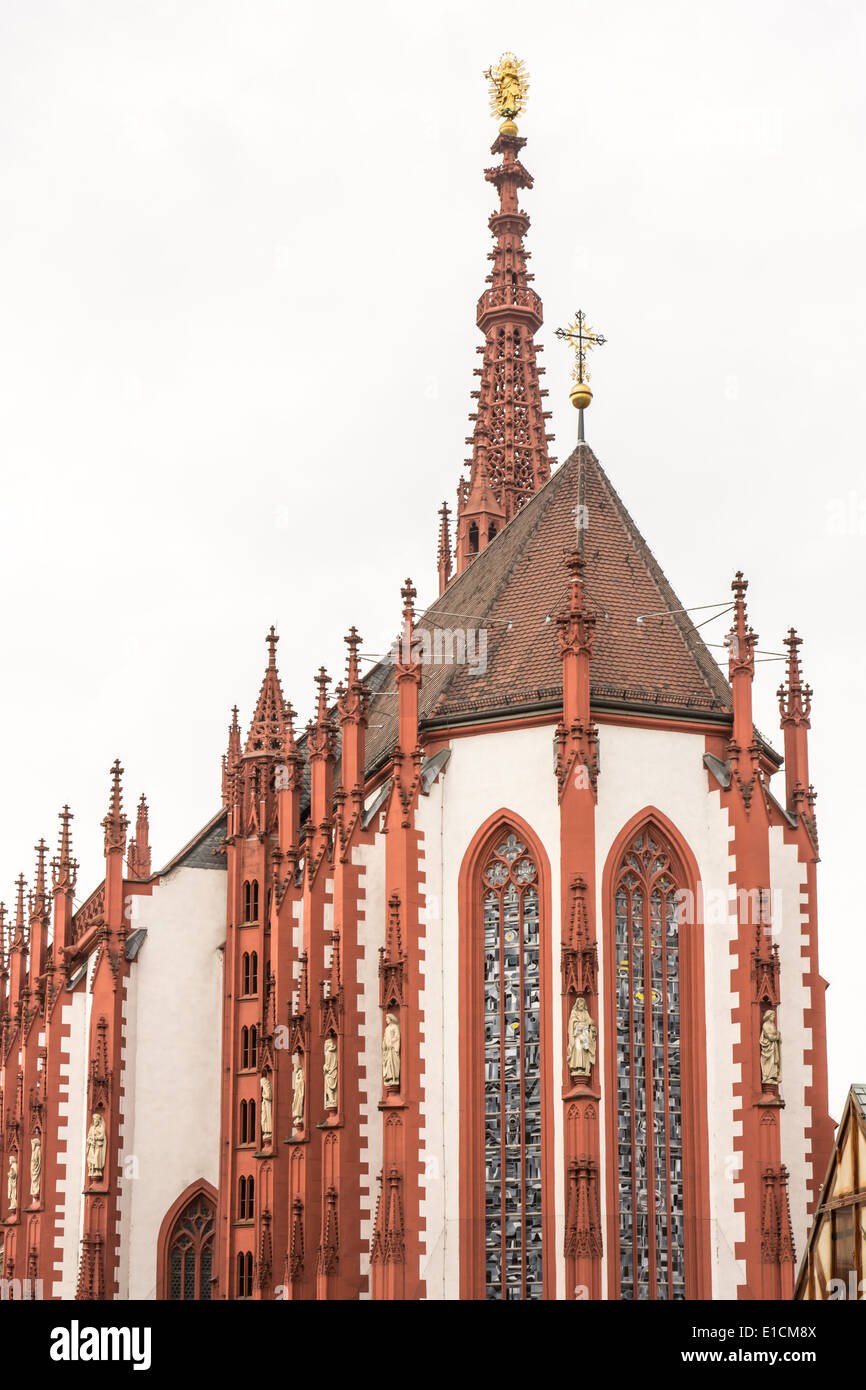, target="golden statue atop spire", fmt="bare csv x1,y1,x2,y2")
484,52,529,134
